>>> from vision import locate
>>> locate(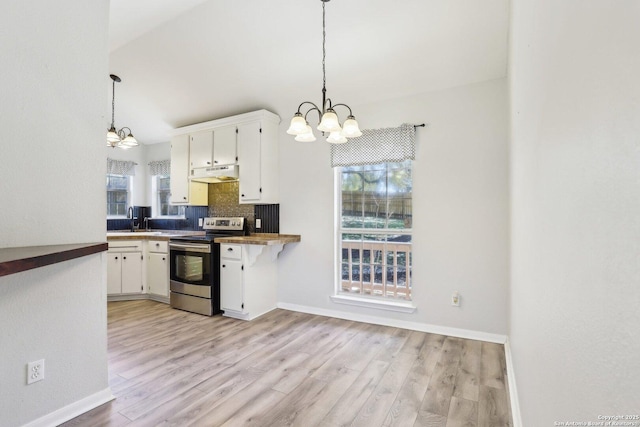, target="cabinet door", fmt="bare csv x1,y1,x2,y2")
170,134,190,204
121,252,143,294
213,125,237,166
148,253,169,296
237,121,261,202
107,253,122,295
220,259,243,312
190,131,214,168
